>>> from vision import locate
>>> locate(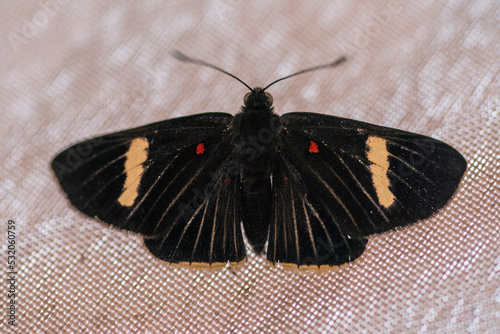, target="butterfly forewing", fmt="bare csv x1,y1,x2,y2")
267,112,466,266
52,113,246,264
